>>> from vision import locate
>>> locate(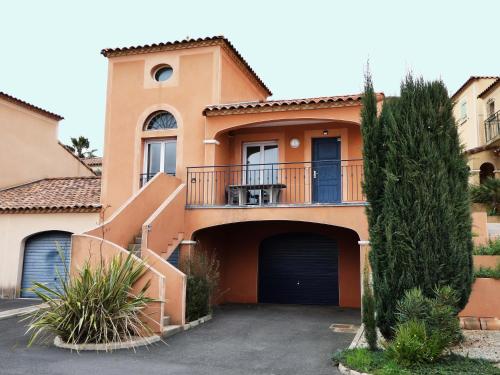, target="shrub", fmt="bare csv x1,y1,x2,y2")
362,265,377,350
181,249,221,322
473,239,500,255
186,275,210,322
386,320,452,367
470,178,500,215
396,286,462,346
474,262,500,279
25,252,154,346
